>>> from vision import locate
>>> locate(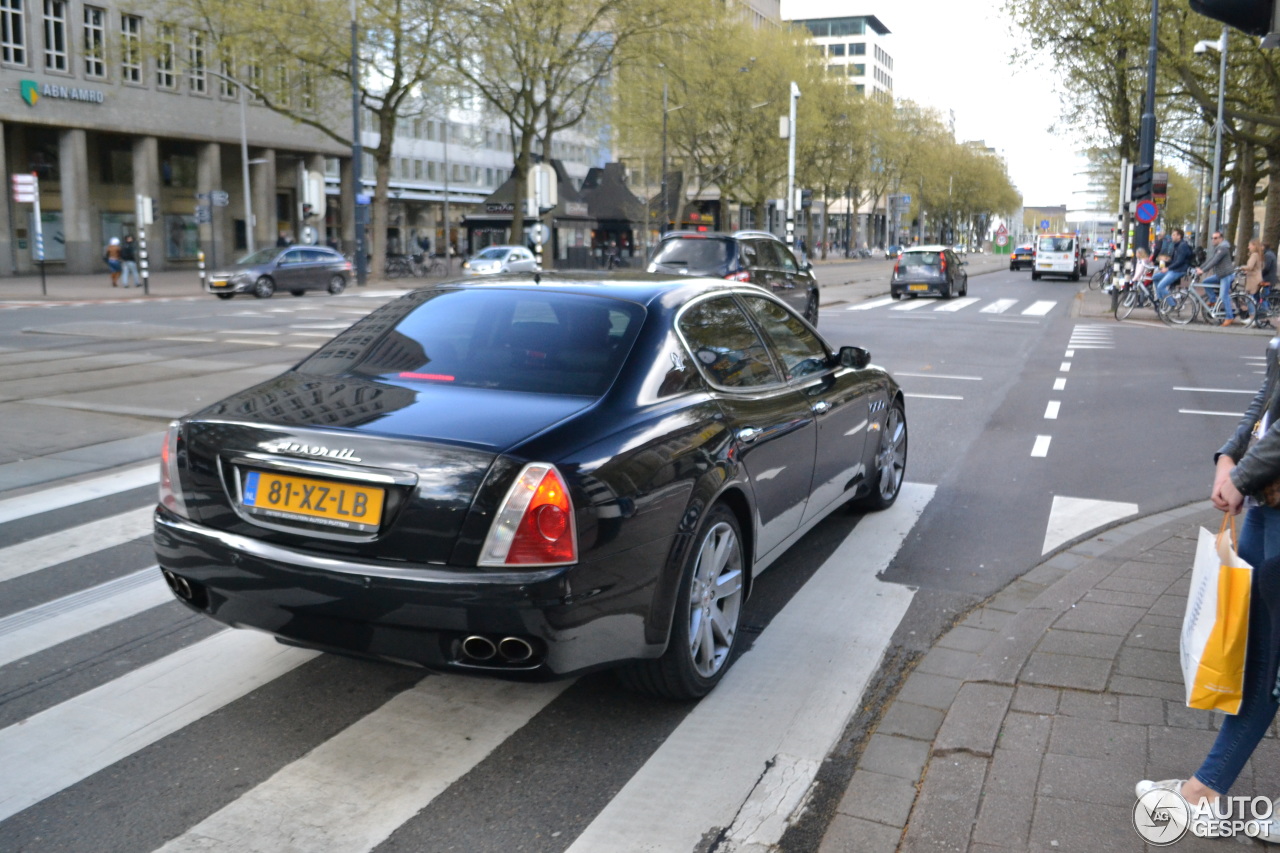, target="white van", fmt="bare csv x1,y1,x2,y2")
1033,234,1080,281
